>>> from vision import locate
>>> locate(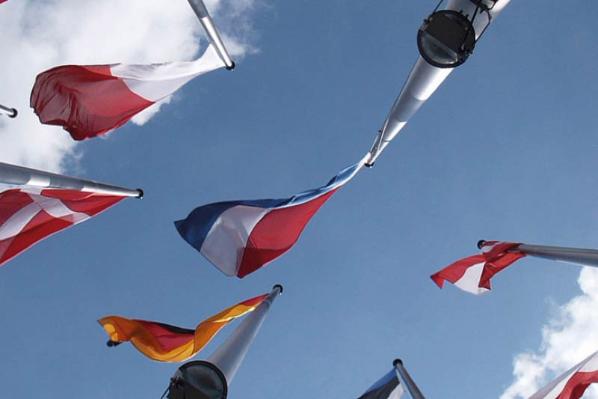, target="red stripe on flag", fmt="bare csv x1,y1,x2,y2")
41,189,124,216
30,65,153,140
557,370,598,399
237,190,337,278
0,210,72,265
0,190,34,225
136,321,195,352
